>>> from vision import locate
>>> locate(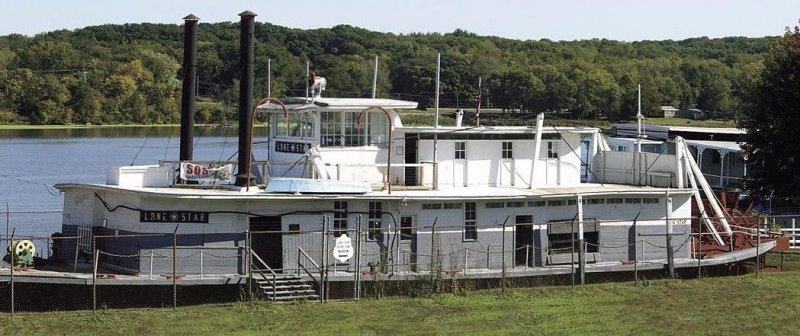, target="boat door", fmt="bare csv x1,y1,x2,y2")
404,136,419,186
514,215,533,266
580,137,590,183
499,160,513,186
453,141,467,187
399,216,417,272
250,216,283,271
